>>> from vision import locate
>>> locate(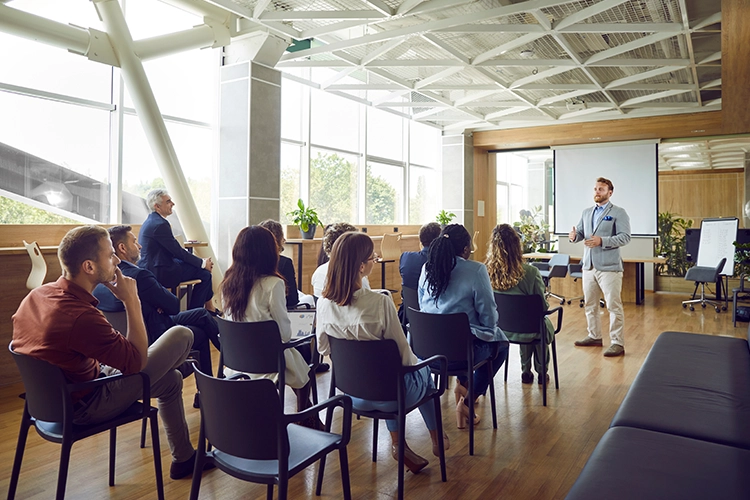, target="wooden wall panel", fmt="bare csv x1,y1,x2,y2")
722,0,750,134
658,170,745,227
472,148,495,260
